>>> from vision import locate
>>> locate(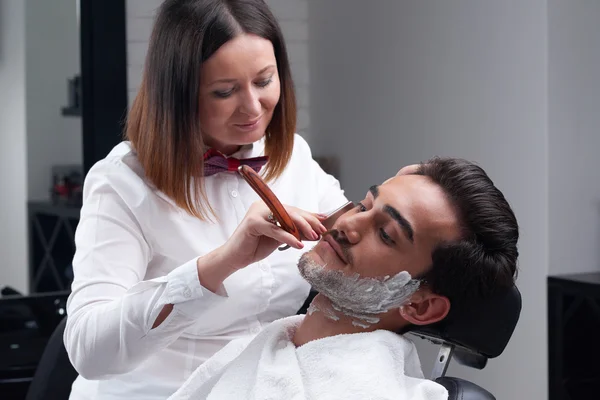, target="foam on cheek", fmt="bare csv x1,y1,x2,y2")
298,255,421,327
